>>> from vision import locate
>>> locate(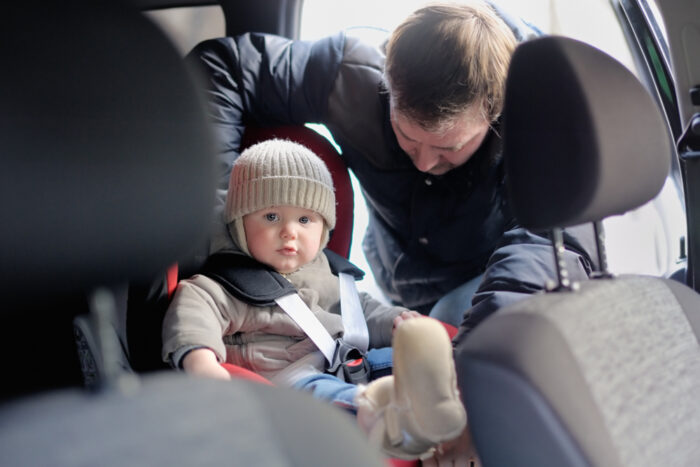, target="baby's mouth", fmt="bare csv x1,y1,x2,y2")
278,246,297,255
